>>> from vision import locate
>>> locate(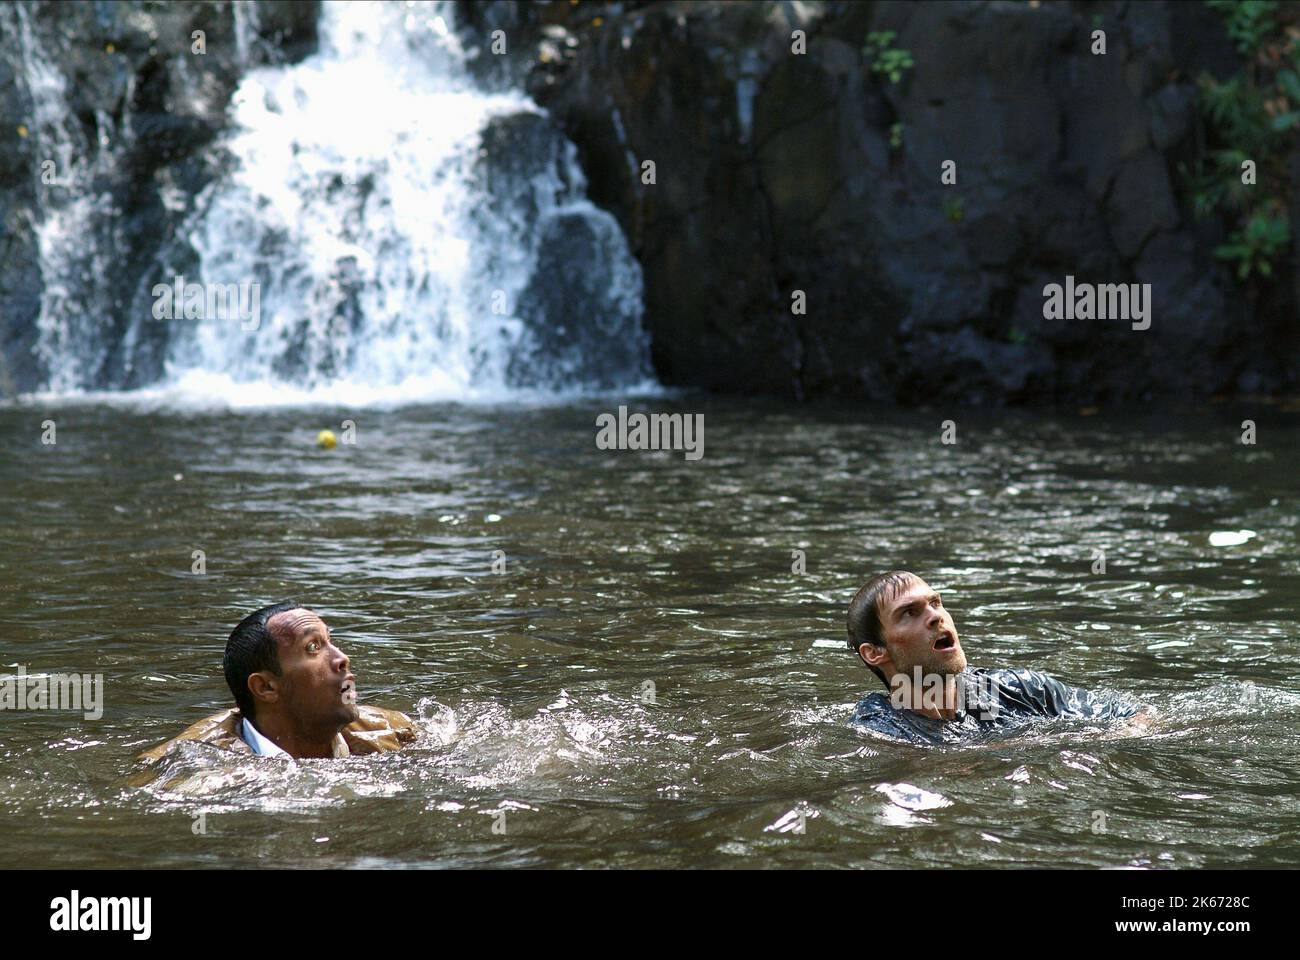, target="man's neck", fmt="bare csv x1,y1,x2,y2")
246,712,340,759
895,673,962,722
